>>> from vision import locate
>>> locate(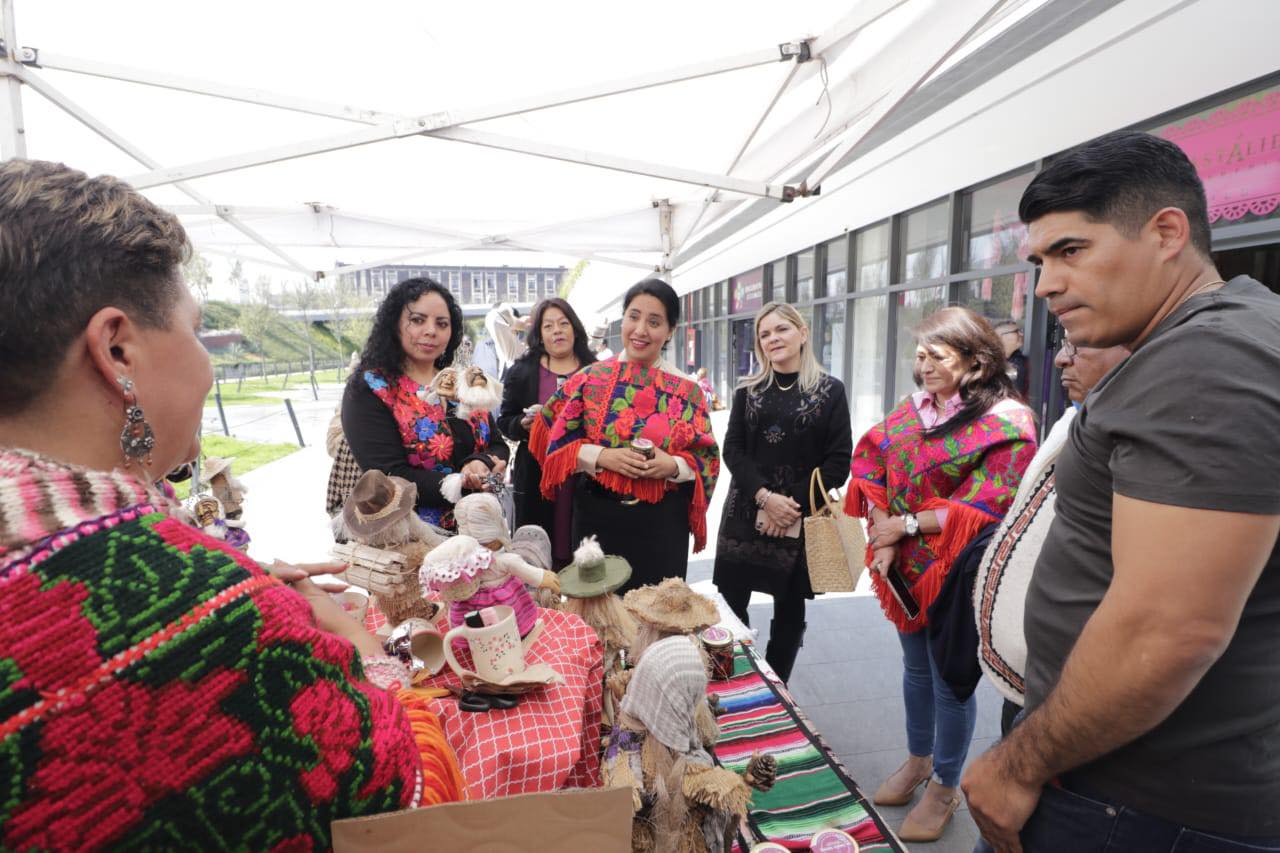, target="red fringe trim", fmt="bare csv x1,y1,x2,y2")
873,498,998,633
843,478,887,520
397,688,468,804
528,415,552,461
538,438,586,500
683,452,709,553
